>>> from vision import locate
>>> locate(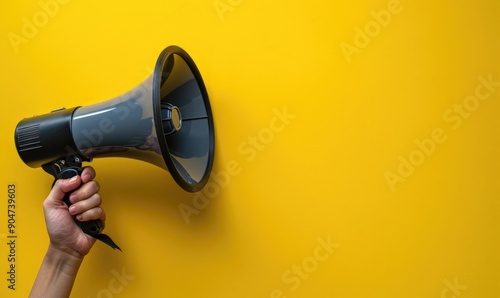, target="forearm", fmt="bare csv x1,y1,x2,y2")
29,244,84,298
